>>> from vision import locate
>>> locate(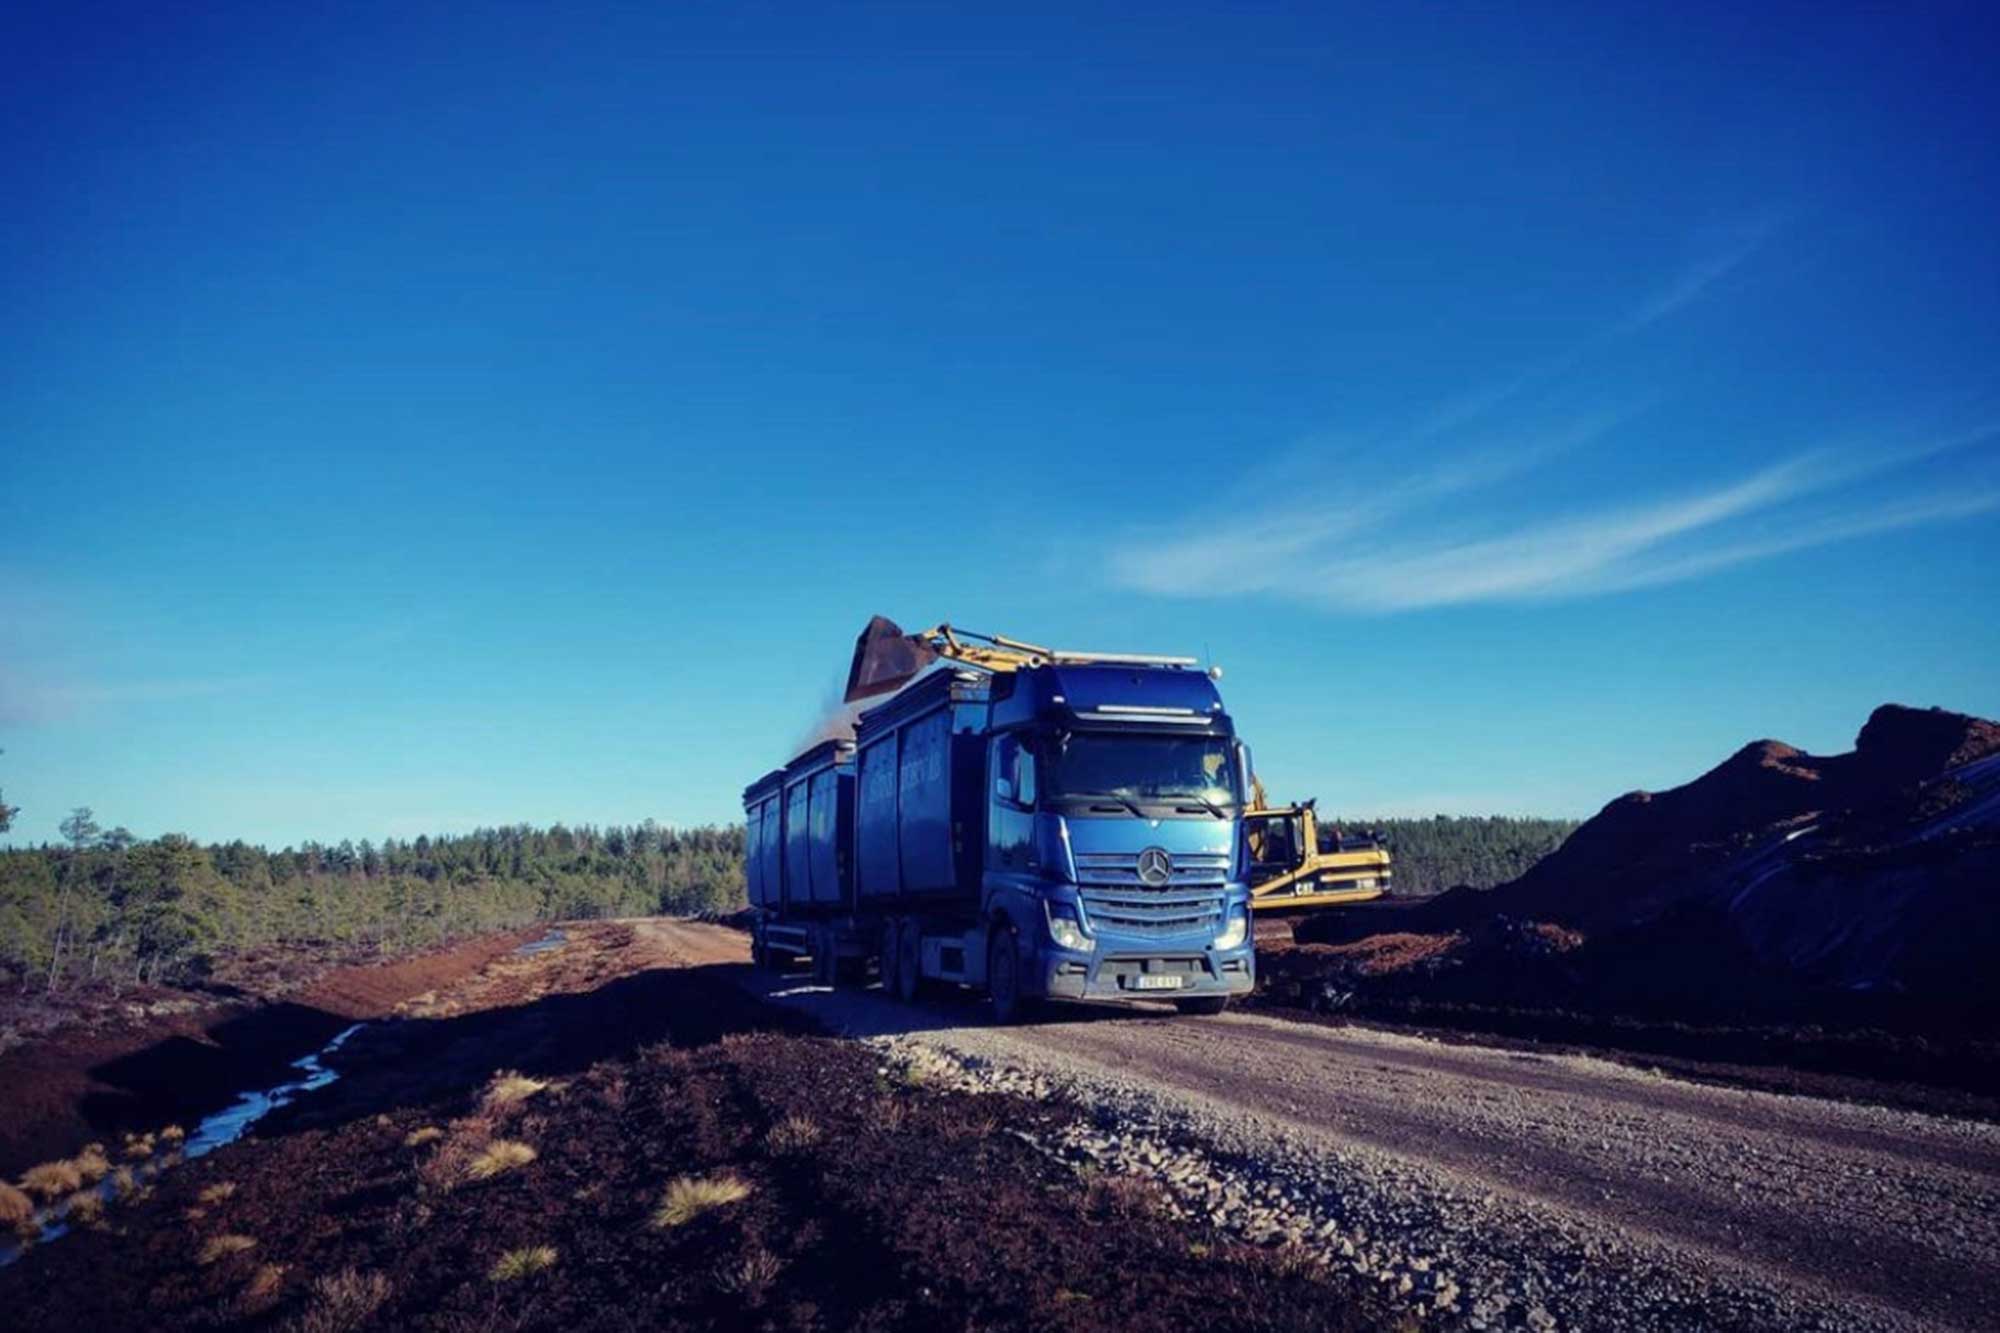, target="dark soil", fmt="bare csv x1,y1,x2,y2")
0,930,535,1178
0,958,1396,1332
